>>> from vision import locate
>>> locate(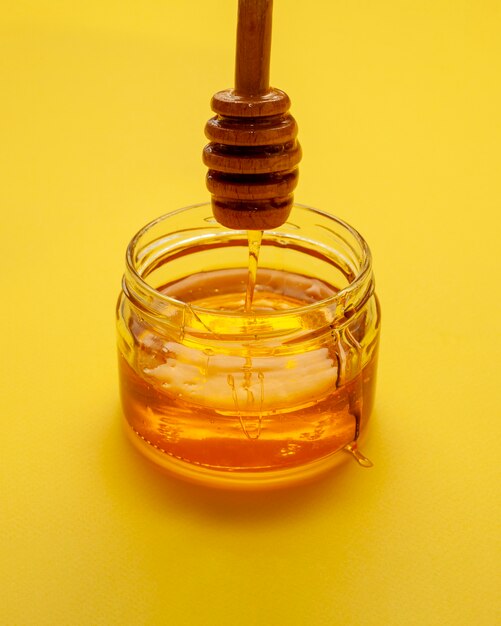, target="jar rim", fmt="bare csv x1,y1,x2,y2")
125,202,373,322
